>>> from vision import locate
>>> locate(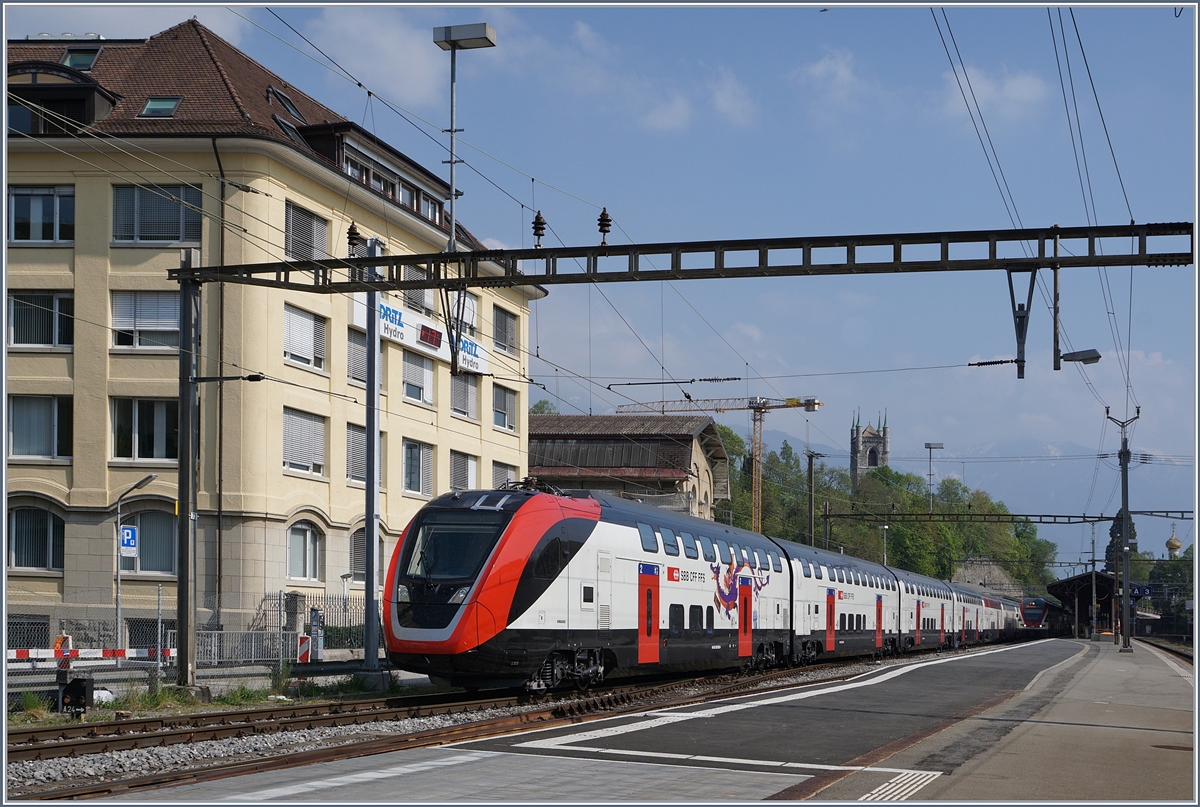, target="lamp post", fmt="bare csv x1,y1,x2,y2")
114,473,158,663
433,23,496,255
880,524,889,567
924,442,943,512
